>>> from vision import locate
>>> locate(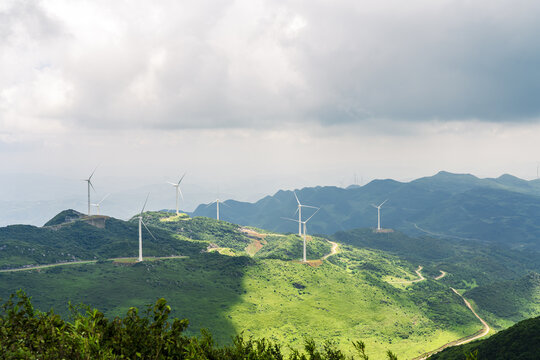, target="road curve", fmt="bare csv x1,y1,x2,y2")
434,270,447,280
413,288,490,360
389,266,426,284
322,240,339,260
450,288,490,345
